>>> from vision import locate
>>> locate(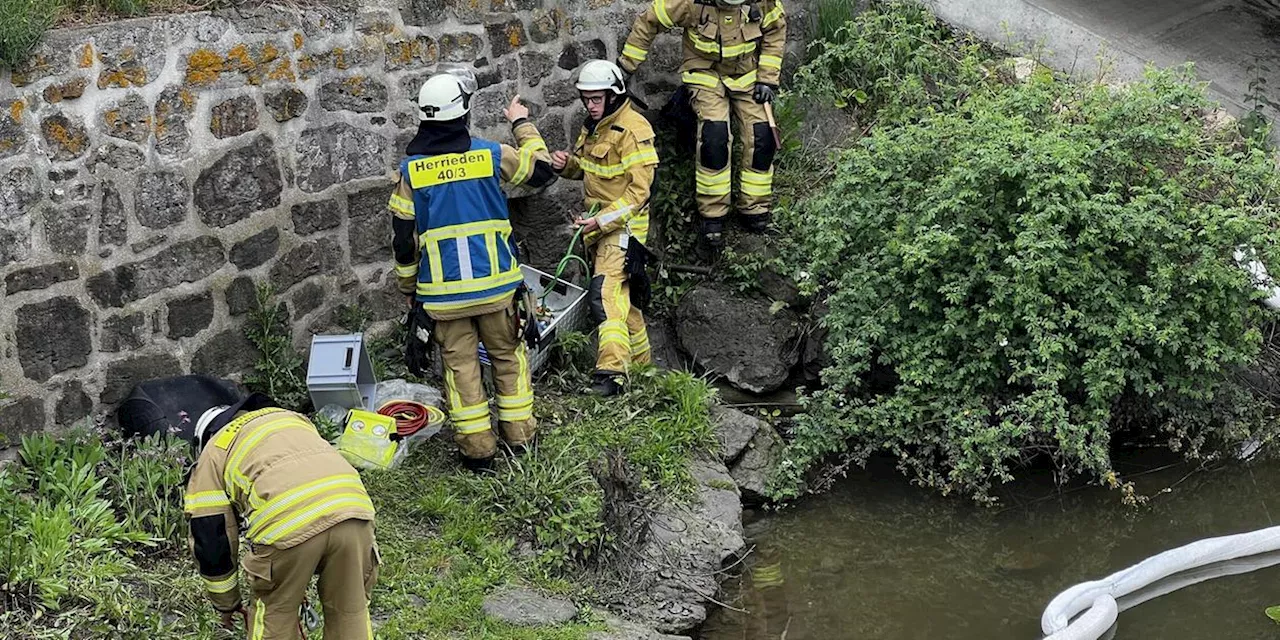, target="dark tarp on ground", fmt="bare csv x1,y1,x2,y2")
115,374,244,445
